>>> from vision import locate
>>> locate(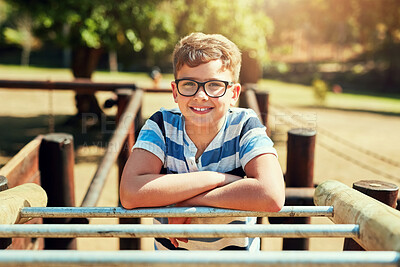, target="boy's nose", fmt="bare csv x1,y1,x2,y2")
193,85,209,99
